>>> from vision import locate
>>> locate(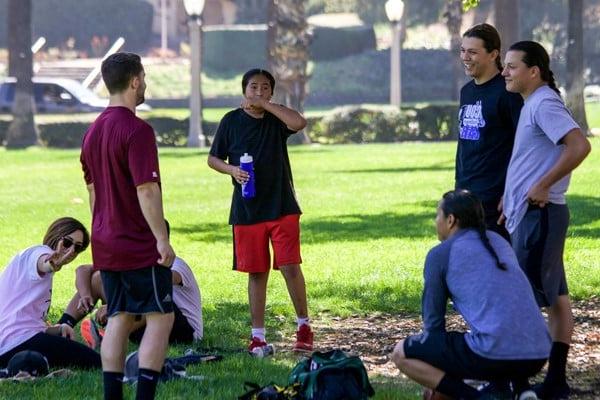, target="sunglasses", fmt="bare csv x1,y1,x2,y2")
62,236,84,253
